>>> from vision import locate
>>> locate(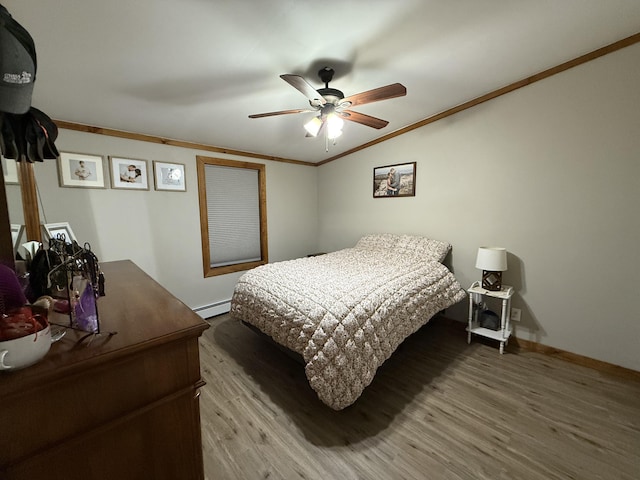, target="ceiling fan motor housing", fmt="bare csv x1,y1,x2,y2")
316,67,344,104
317,87,344,102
